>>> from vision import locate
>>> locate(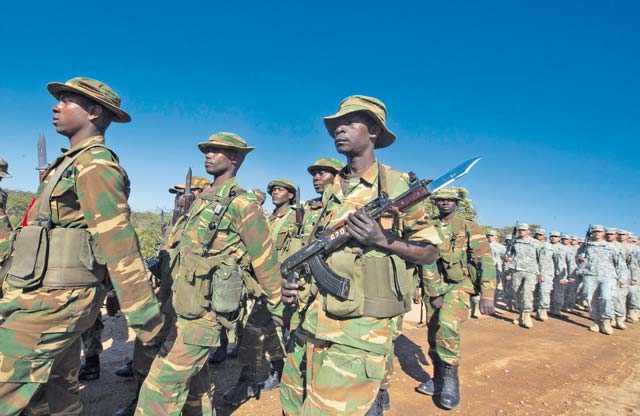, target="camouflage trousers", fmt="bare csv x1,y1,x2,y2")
511,271,537,313
381,315,403,390
237,298,284,367
424,287,470,365
280,331,386,416
135,315,220,416
613,281,630,318
0,284,107,416
582,275,615,321
534,277,554,310
551,277,572,311
81,311,104,358
628,282,640,310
